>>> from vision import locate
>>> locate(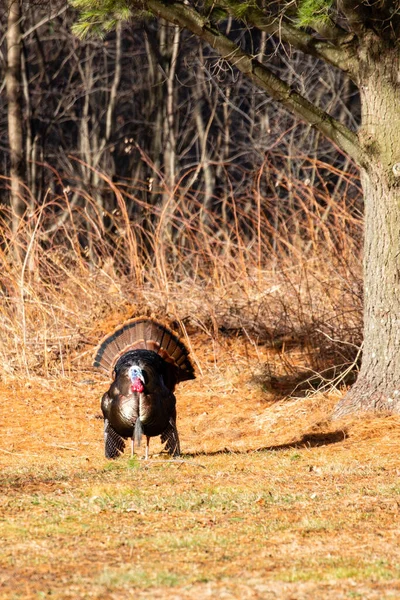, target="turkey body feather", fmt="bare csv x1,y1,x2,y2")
93,318,195,459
